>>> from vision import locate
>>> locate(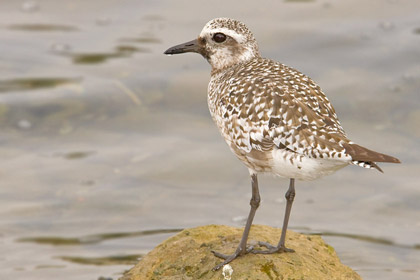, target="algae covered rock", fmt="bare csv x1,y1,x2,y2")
120,224,361,280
